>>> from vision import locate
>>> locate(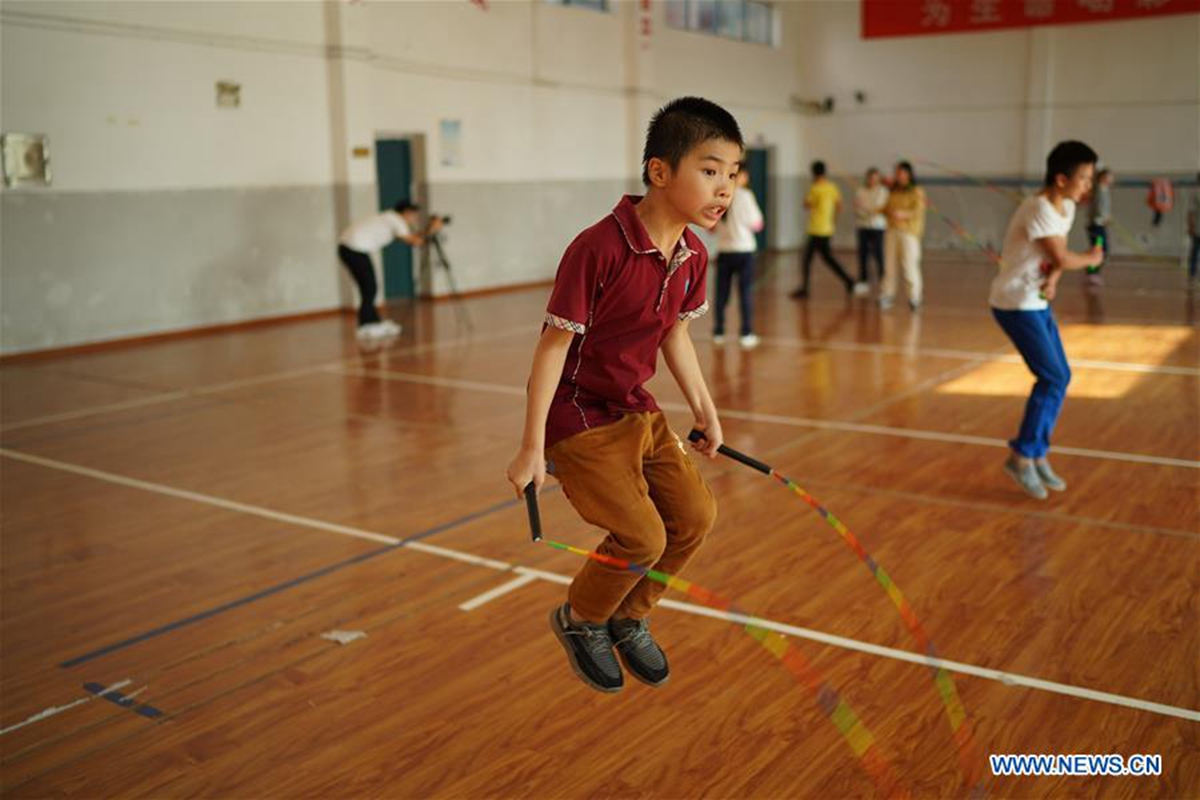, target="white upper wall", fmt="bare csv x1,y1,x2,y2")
1,0,333,191
2,0,807,195
793,1,1199,176
5,0,1192,194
